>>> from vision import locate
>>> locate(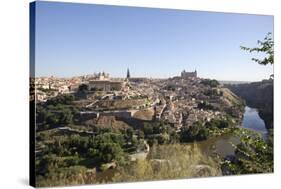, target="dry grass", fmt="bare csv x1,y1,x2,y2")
112,144,221,182
221,88,241,107
133,109,154,120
